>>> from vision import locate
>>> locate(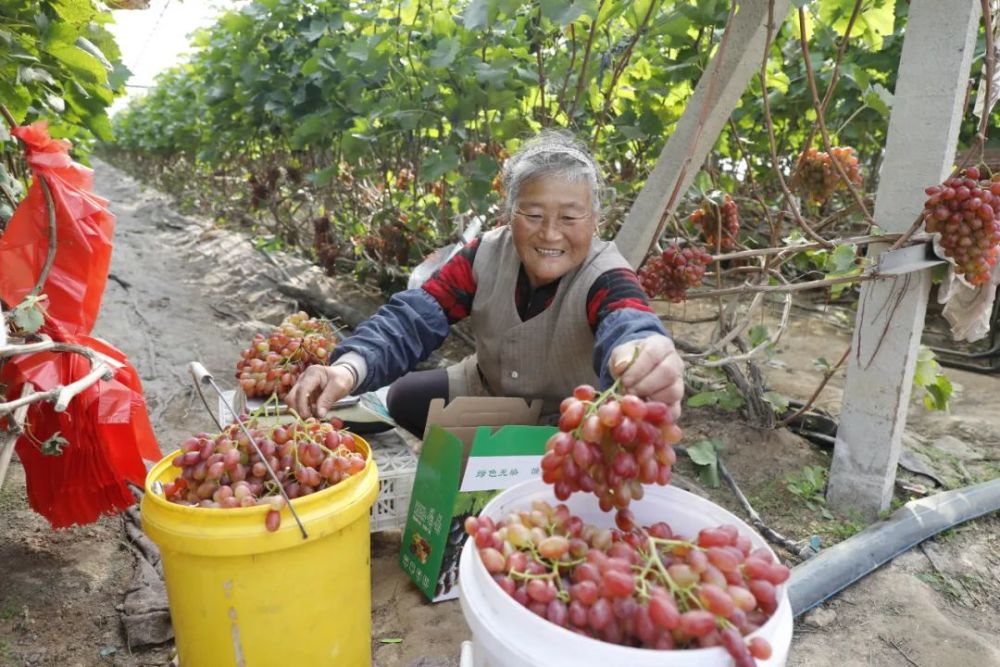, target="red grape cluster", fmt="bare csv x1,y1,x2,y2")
638,244,712,302
793,146,862,204
163,416,366,531
690,195,740,252
543,385,682,531
236,311,336,399
922,167,1000,286
466,500,788,664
